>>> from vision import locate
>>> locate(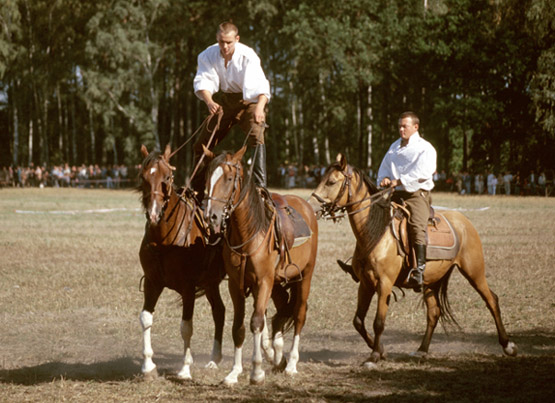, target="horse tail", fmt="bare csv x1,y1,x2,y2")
436,265,462,330
272,283,297,335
